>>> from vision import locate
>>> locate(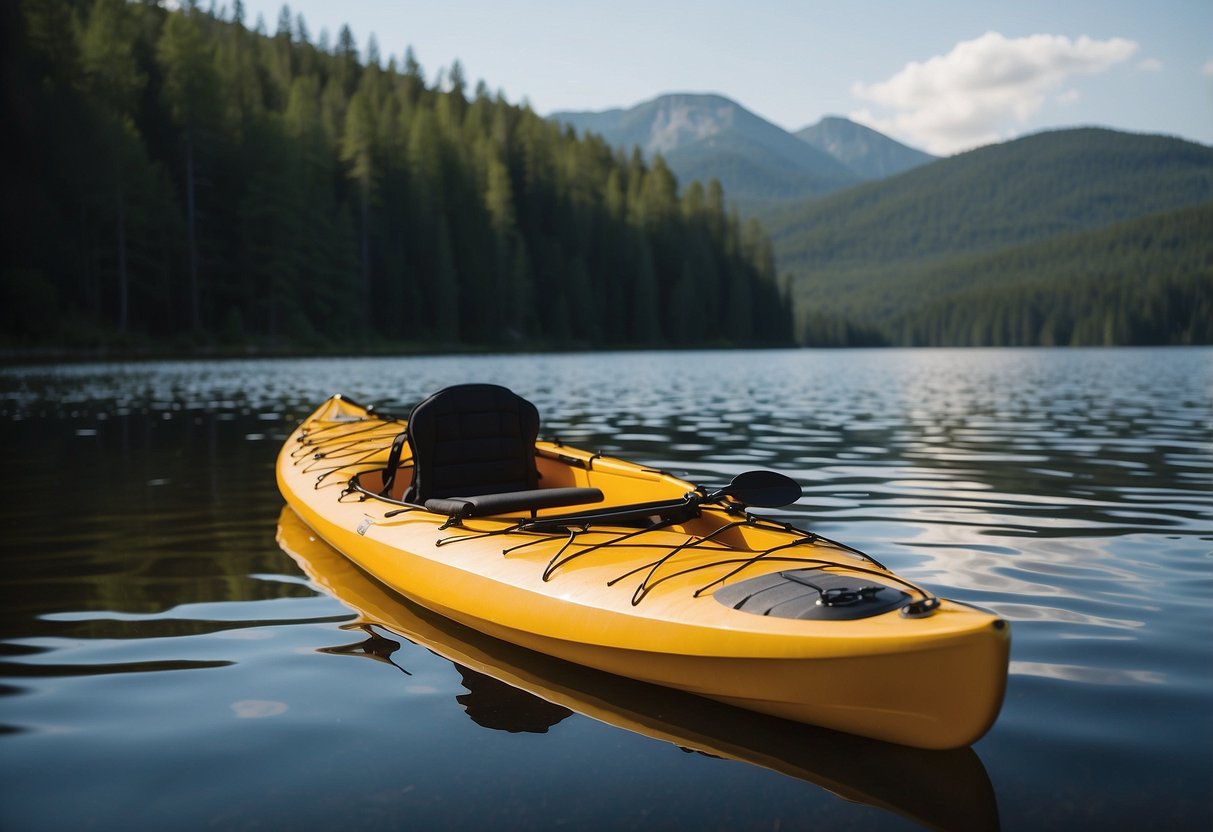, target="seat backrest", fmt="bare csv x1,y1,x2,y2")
404,384,540,504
